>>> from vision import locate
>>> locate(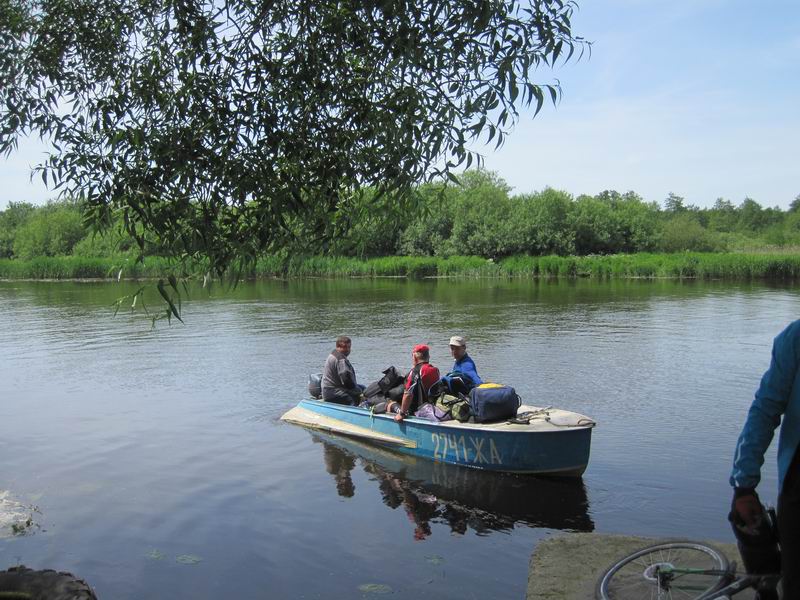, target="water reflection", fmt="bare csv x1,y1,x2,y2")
311,431,594,539
322,442,356,497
